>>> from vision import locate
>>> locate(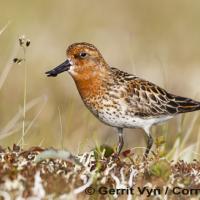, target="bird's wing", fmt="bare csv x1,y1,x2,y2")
111,68,200,117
